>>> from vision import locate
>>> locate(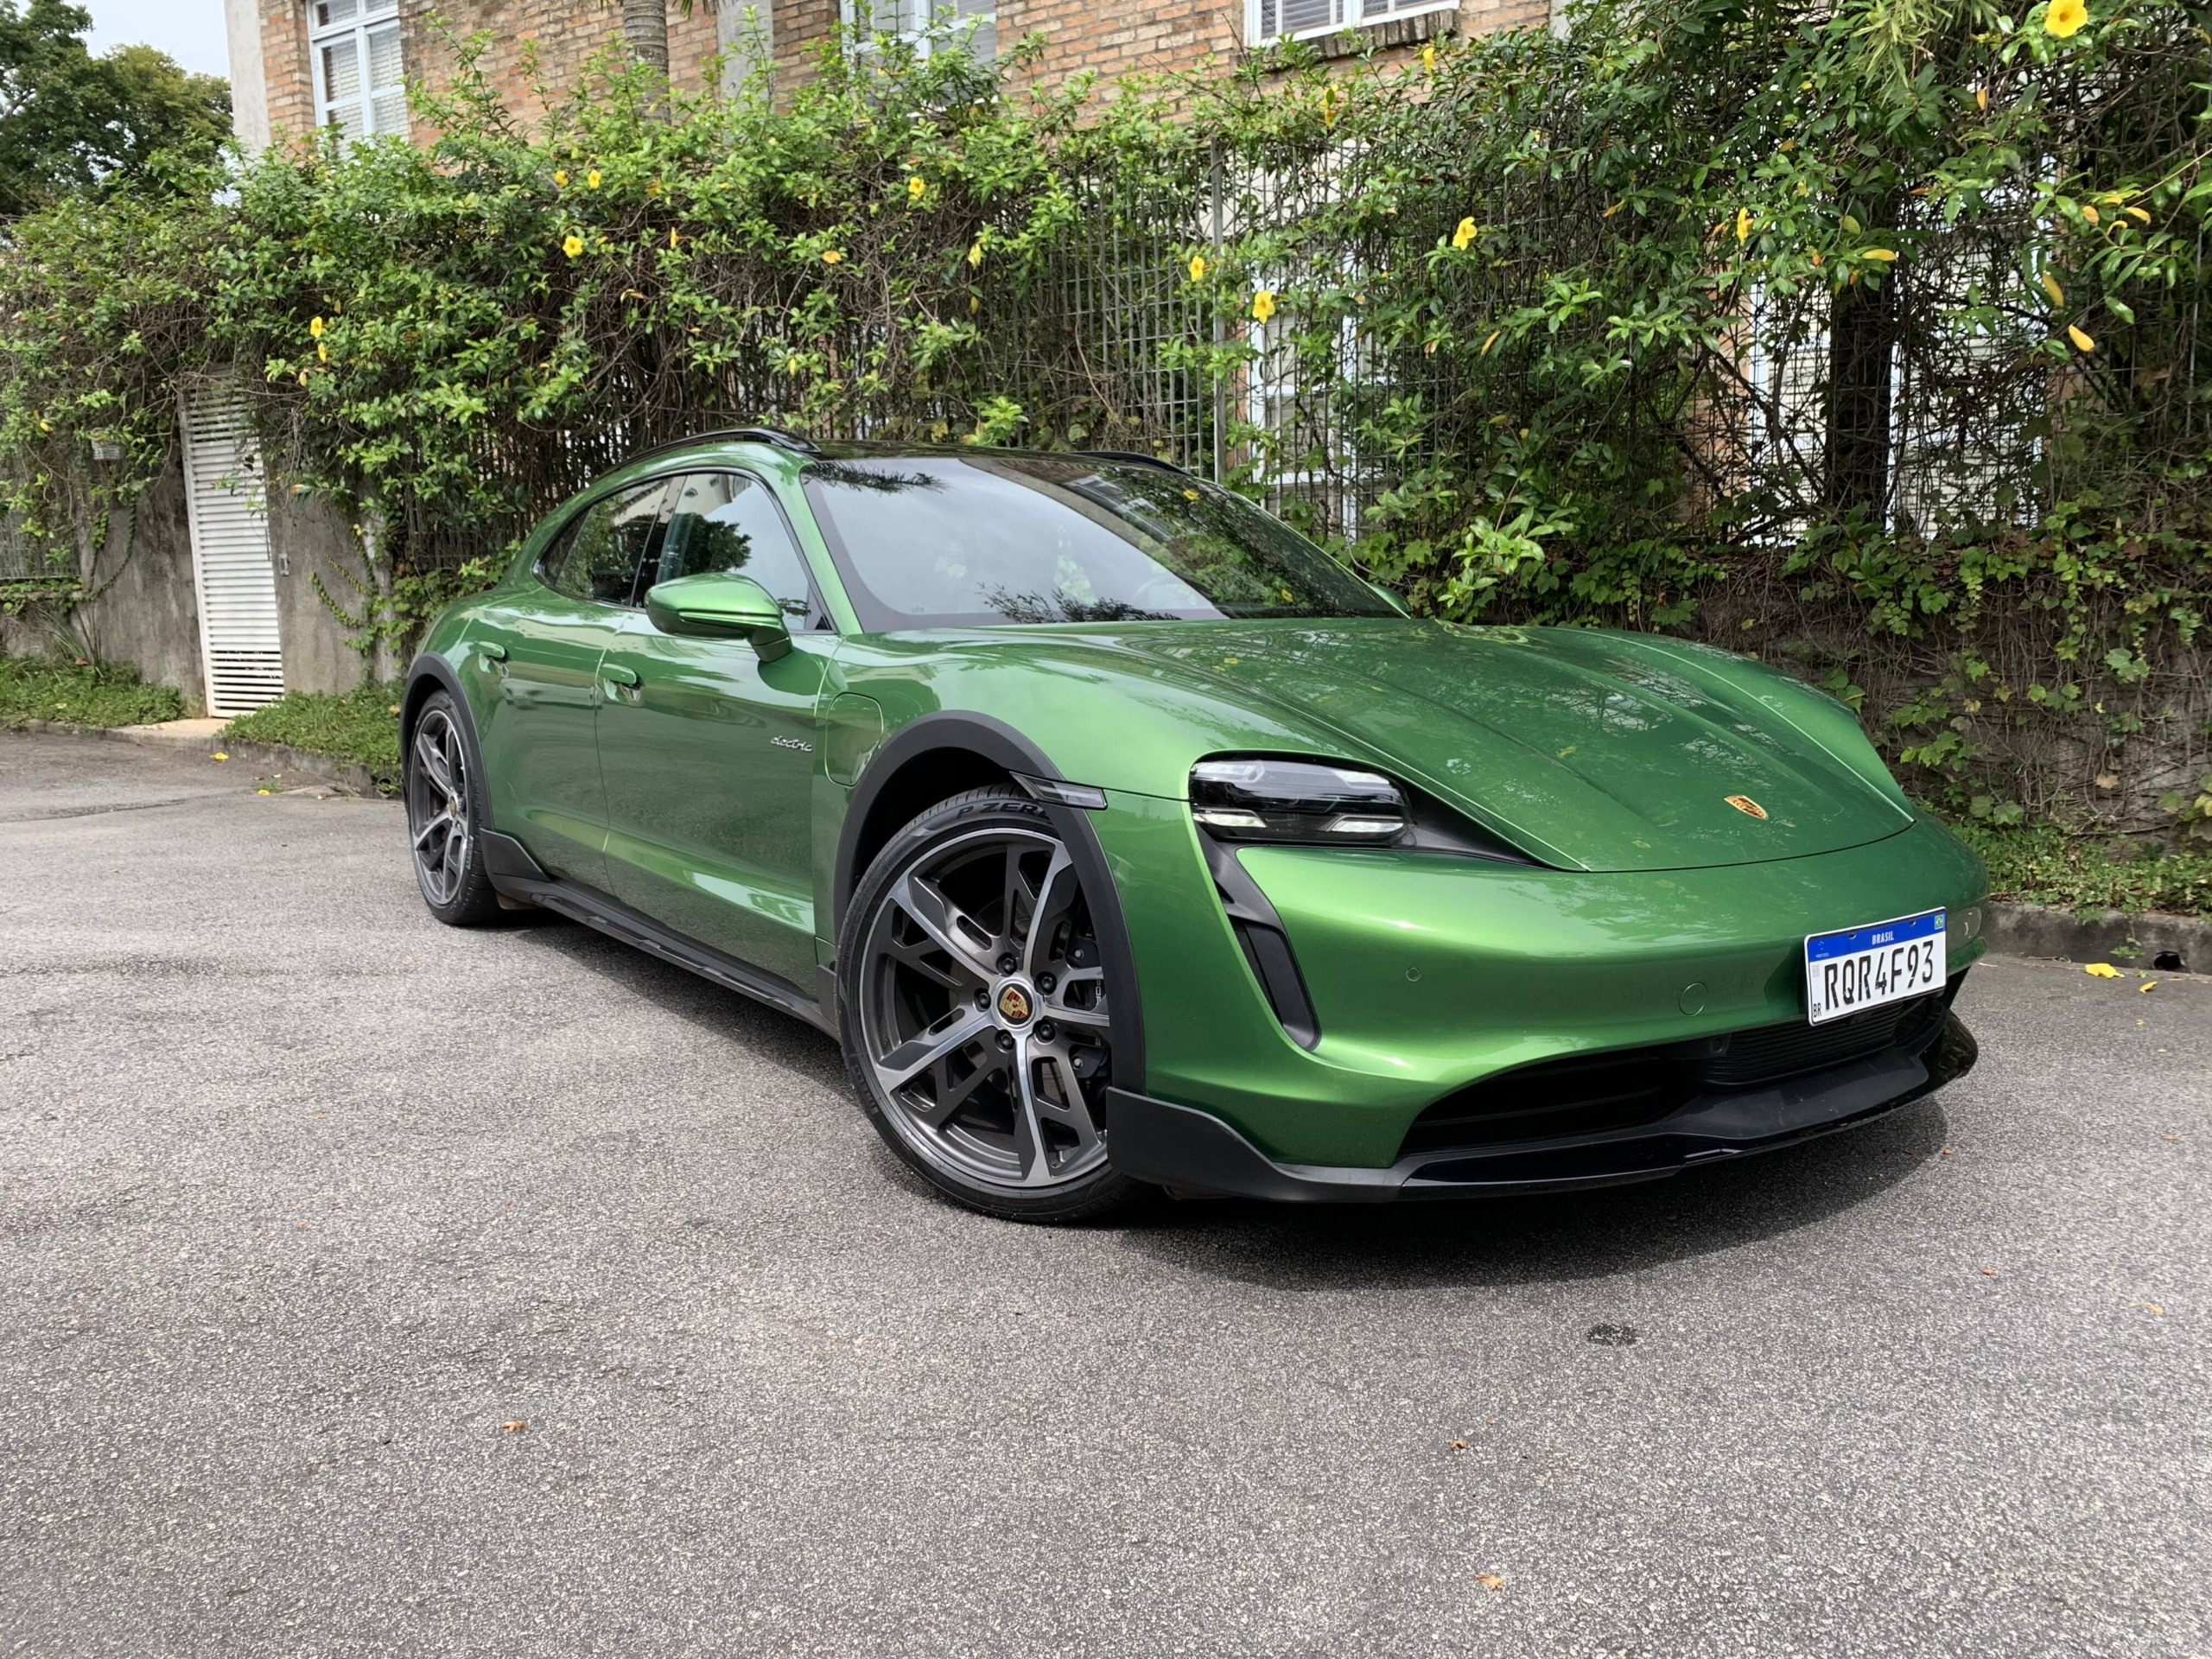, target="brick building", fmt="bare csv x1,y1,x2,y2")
222,0,1552,149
